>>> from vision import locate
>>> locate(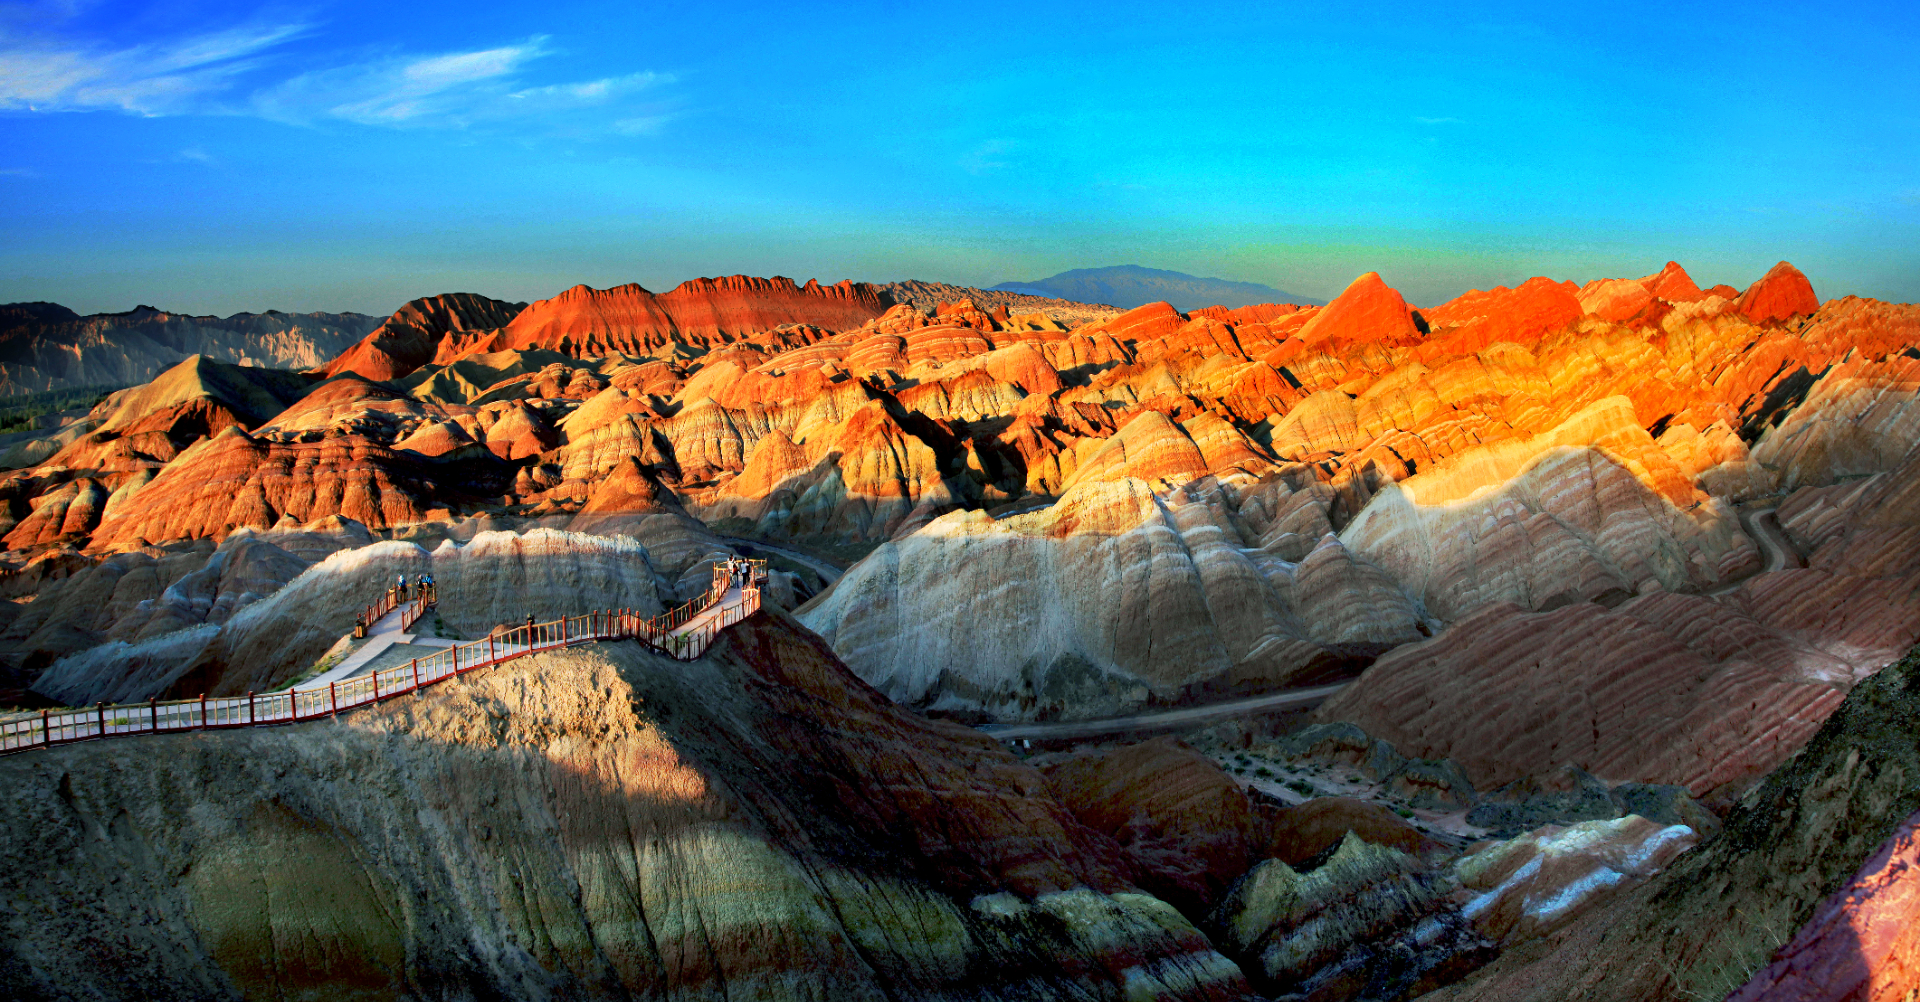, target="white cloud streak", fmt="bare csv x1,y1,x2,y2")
0,20,308,114
0,19,672,133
